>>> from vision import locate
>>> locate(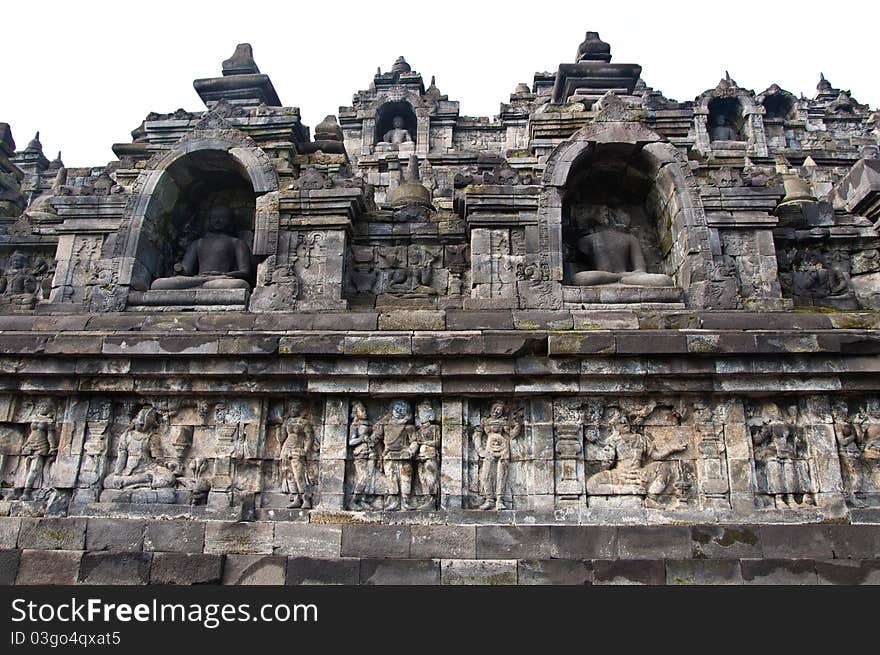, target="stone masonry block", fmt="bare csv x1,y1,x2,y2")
150,553,223,585
86,518,145,552
286,557,360,585
16,550,83,585
410,525,476,559
441,559,517,585
475,526,551,559
205,521,274,555
18,518,86,550
223,555,287,585
143,521,205,553
360,559,440,585
341,525,410,559
273,523,341,558
78,553,152,585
